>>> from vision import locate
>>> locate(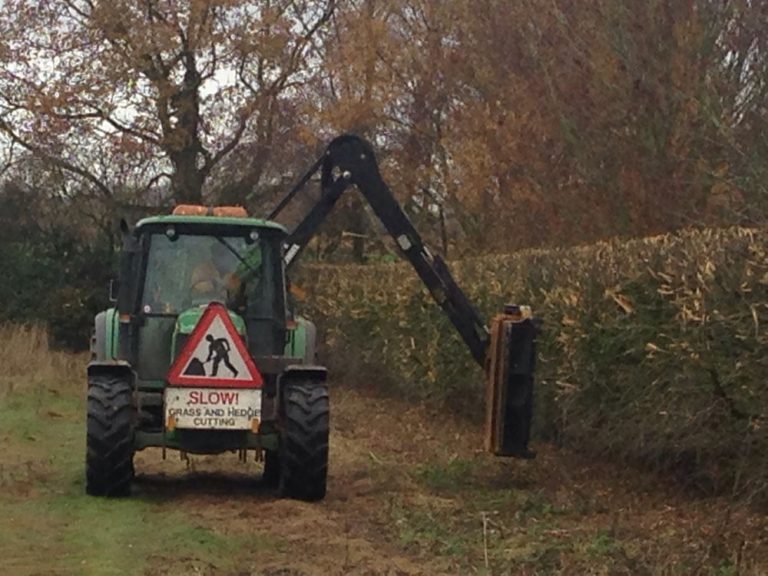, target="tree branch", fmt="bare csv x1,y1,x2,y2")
0,118,113,198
